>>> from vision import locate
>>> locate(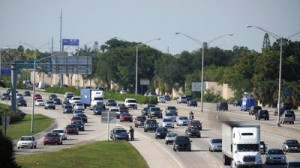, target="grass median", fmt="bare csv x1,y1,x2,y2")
16,141,149,168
